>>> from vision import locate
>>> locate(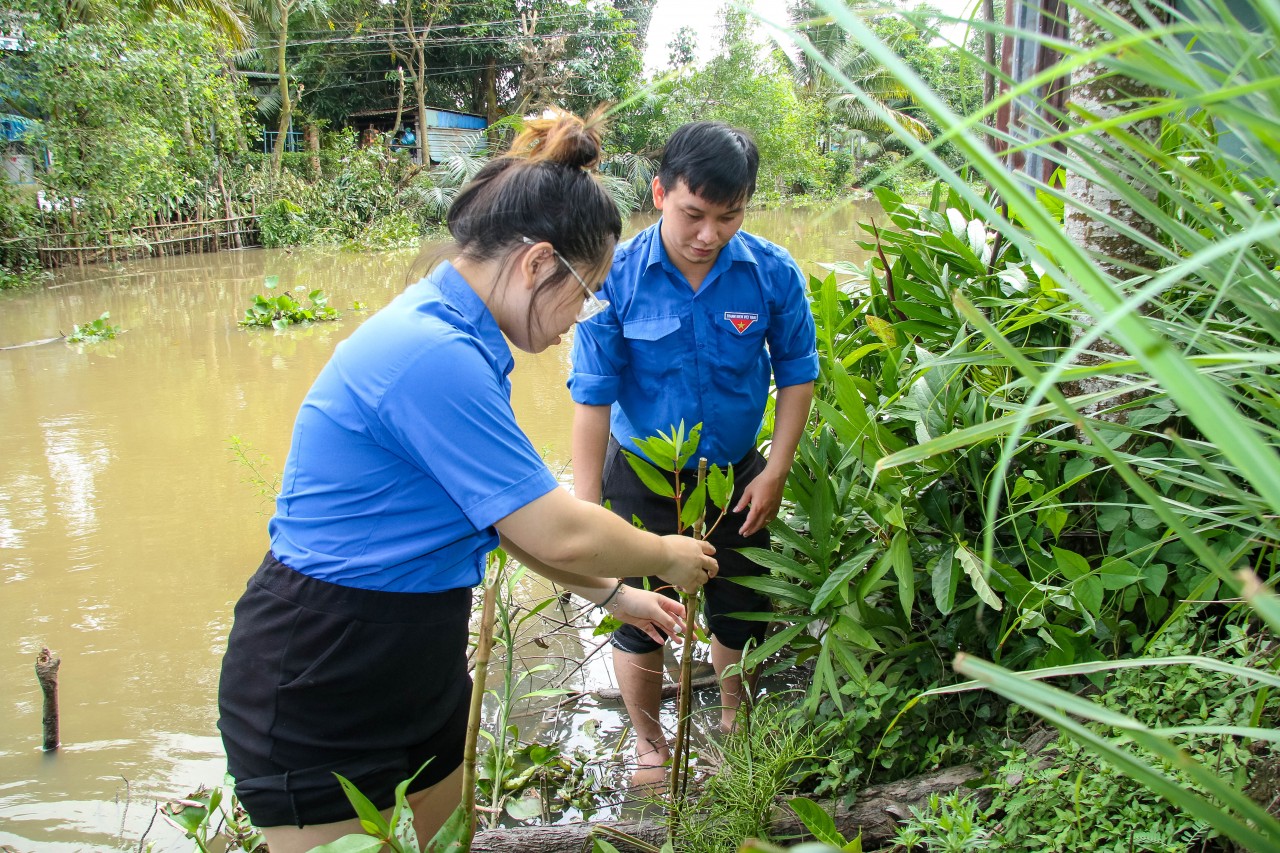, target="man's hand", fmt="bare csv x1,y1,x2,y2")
734,465,787,537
